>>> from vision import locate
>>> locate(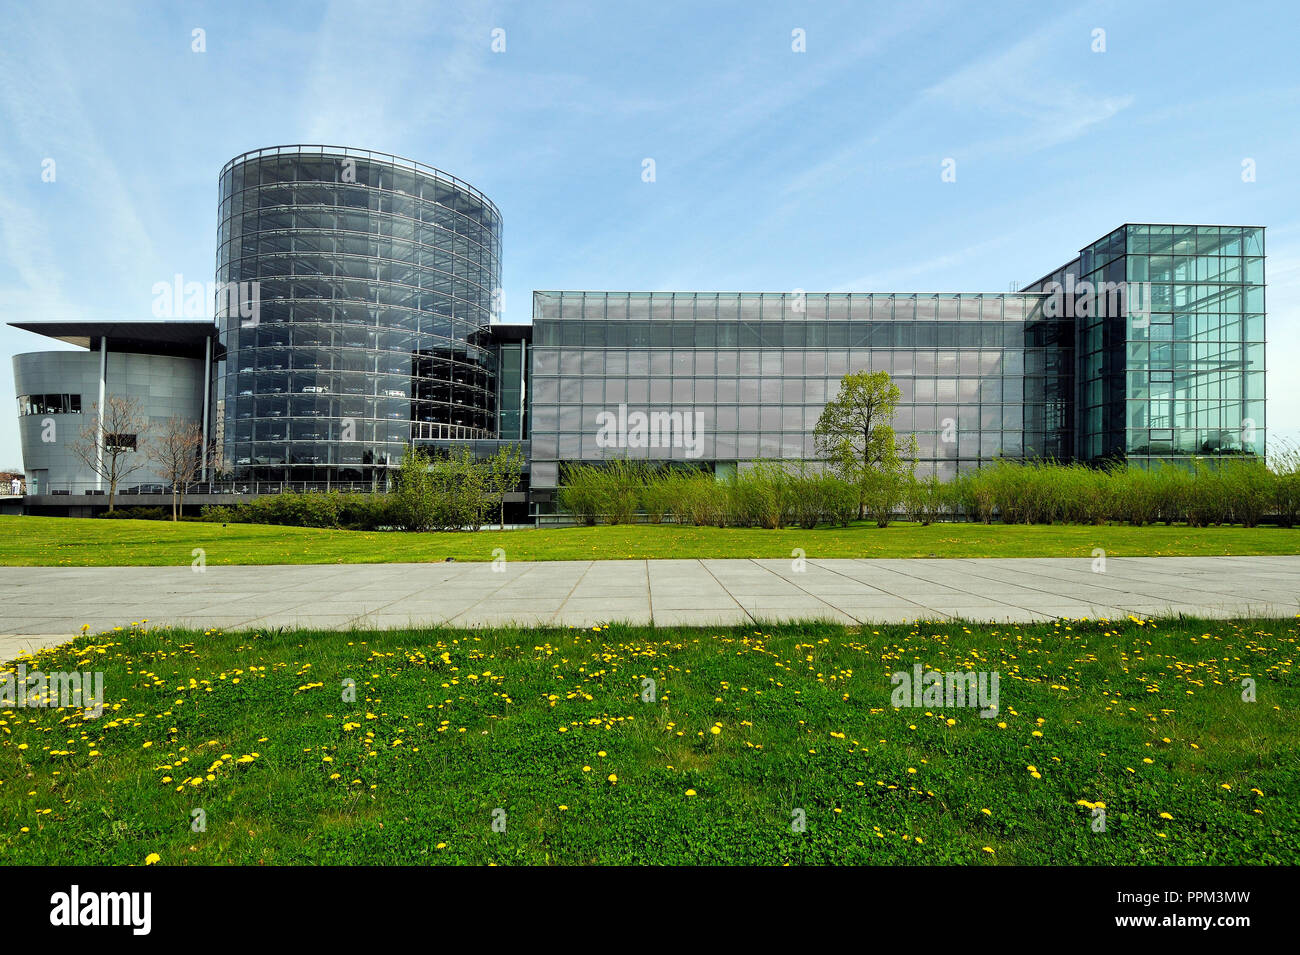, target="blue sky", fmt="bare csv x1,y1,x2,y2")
1,0,1297,467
